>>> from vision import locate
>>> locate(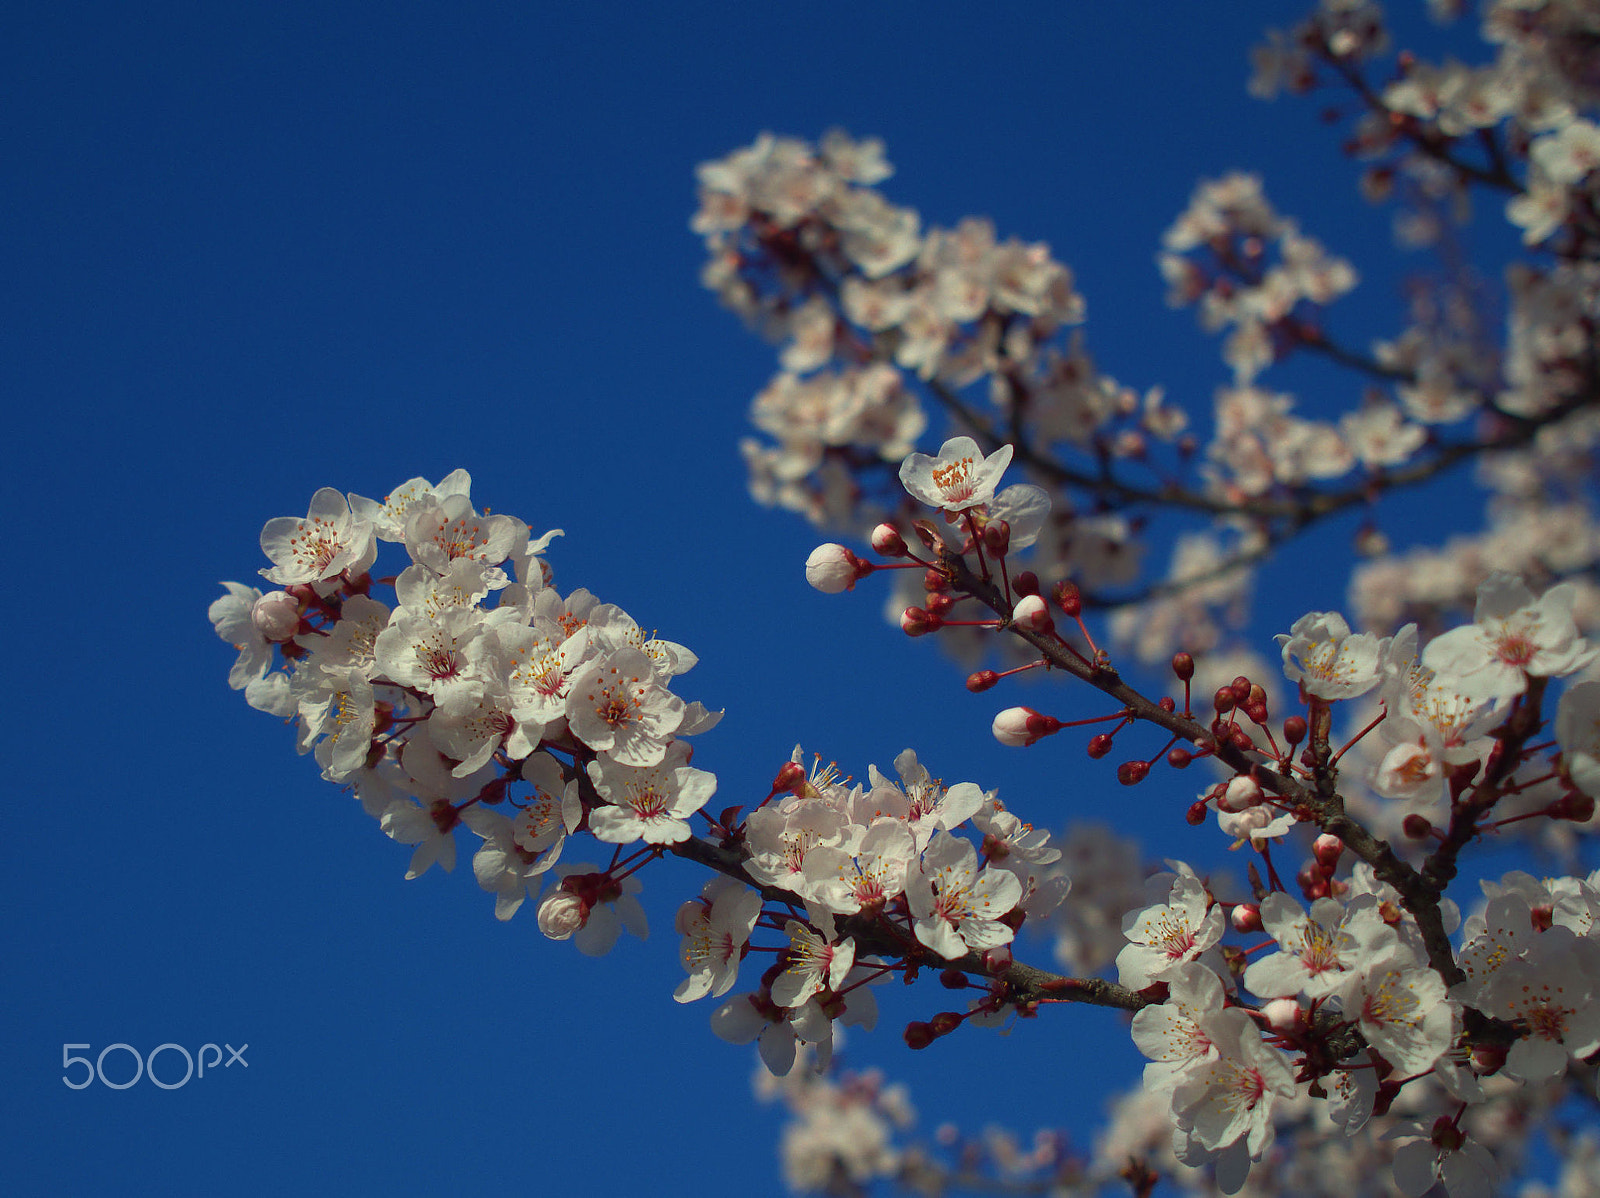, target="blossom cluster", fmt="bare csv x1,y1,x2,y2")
698,0,1600,707
213,472,1084,1086
794,421,1600,1197
210,470,722,948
